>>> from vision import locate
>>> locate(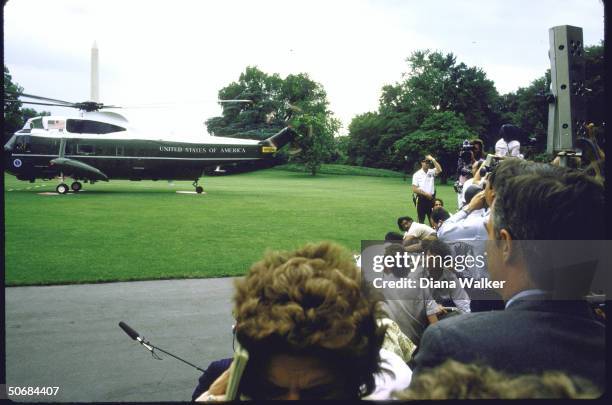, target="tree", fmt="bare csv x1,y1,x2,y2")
206,66,285,139
388,51,500,139
347,50,500,171
330,135,350,165
290,112,340,176
4,66,24,142
583,43,604,129
207,67,340,175
346,112,385,166
393,111,473,183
